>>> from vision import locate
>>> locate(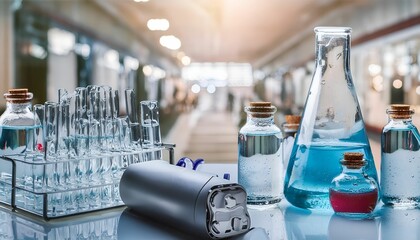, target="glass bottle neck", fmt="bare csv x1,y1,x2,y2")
341,166,364,174
247,114,275,126
315,32,351,71
6,101,32,112
388,116,413,124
